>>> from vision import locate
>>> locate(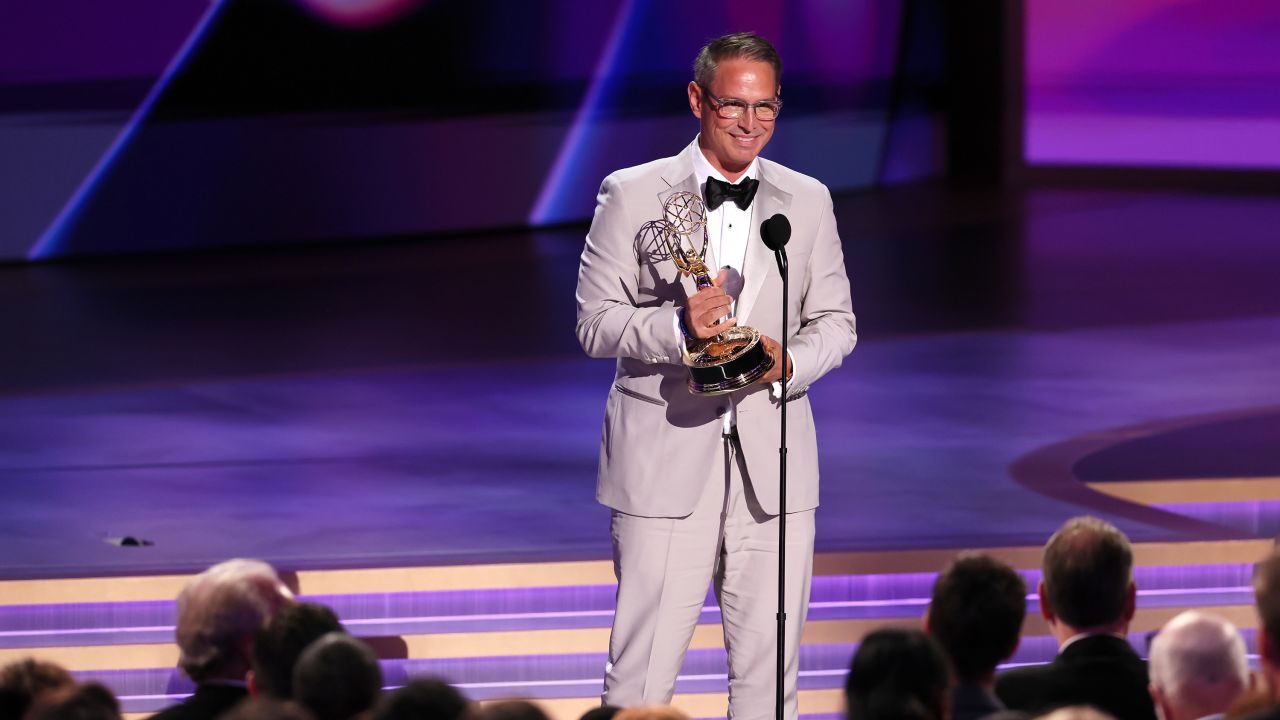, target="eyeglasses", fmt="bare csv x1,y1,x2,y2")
700,86,782,121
